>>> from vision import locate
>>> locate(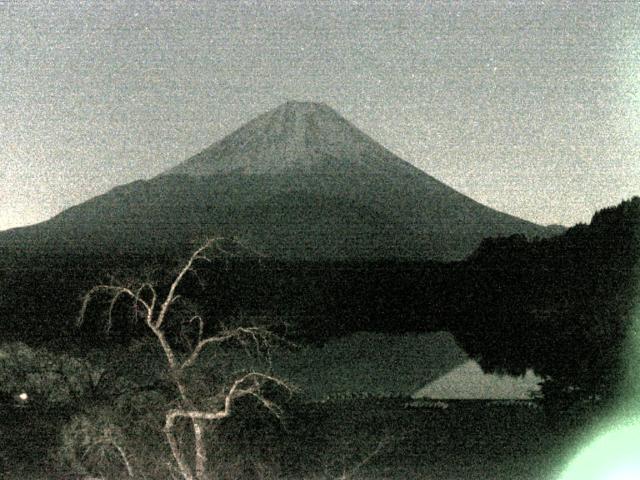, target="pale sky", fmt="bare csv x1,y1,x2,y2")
1,0,639,231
